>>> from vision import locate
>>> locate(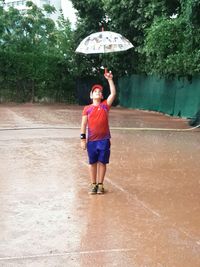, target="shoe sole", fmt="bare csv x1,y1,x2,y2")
97,191,104,194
